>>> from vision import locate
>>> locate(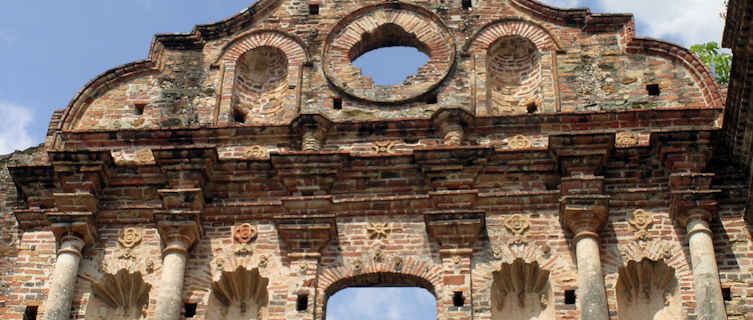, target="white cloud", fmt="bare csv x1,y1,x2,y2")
0,101,34,155
539,0,726,46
